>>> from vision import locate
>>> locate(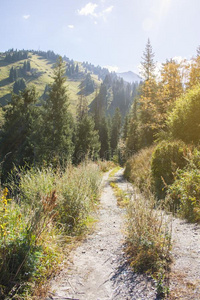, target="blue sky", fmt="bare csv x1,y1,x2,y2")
0,0,200,73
